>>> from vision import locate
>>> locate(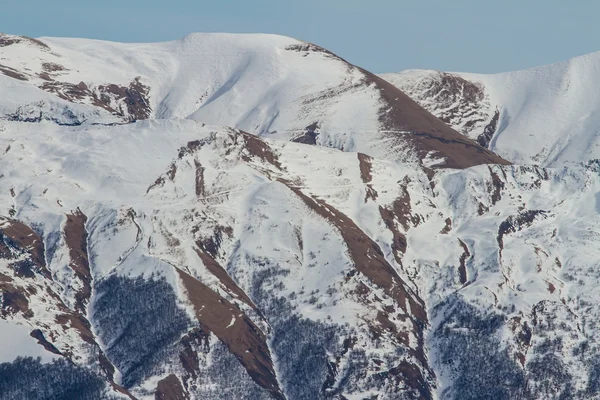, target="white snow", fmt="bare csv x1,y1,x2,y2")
0,321,57,363
3,31,600,398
